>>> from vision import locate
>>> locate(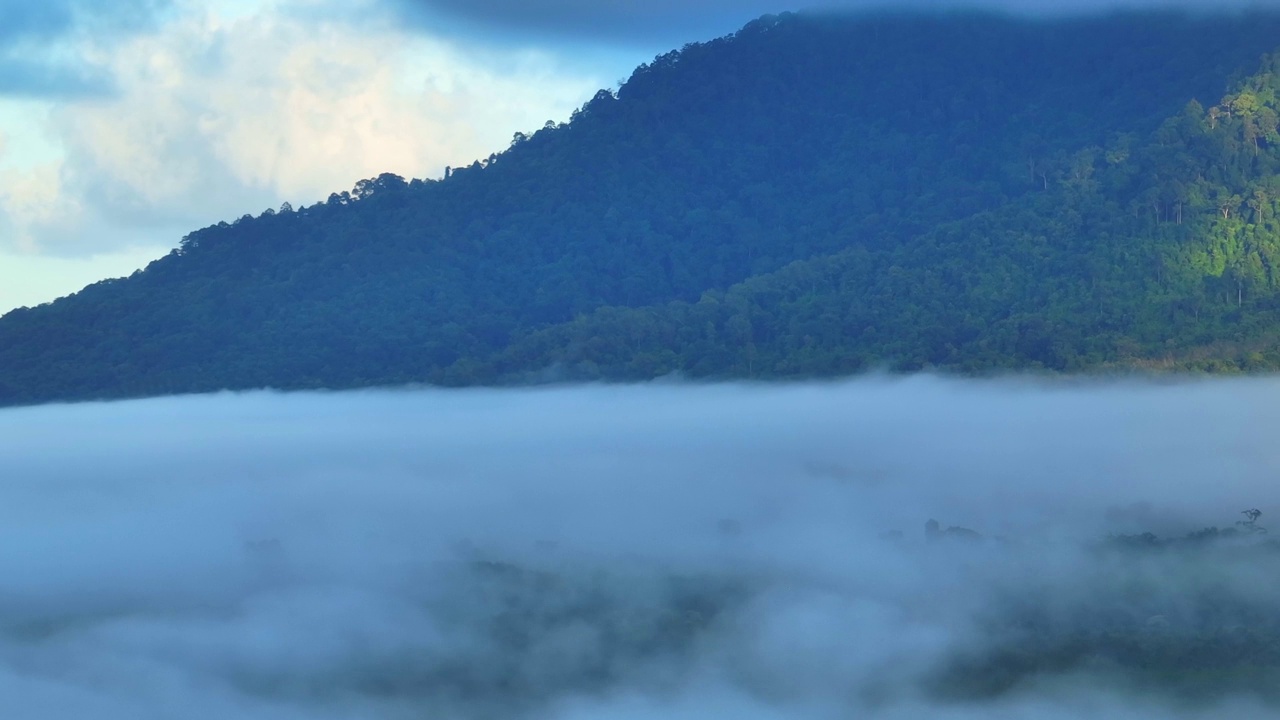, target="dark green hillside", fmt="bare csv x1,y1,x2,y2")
481,52,1280,379
4,11,1280,403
